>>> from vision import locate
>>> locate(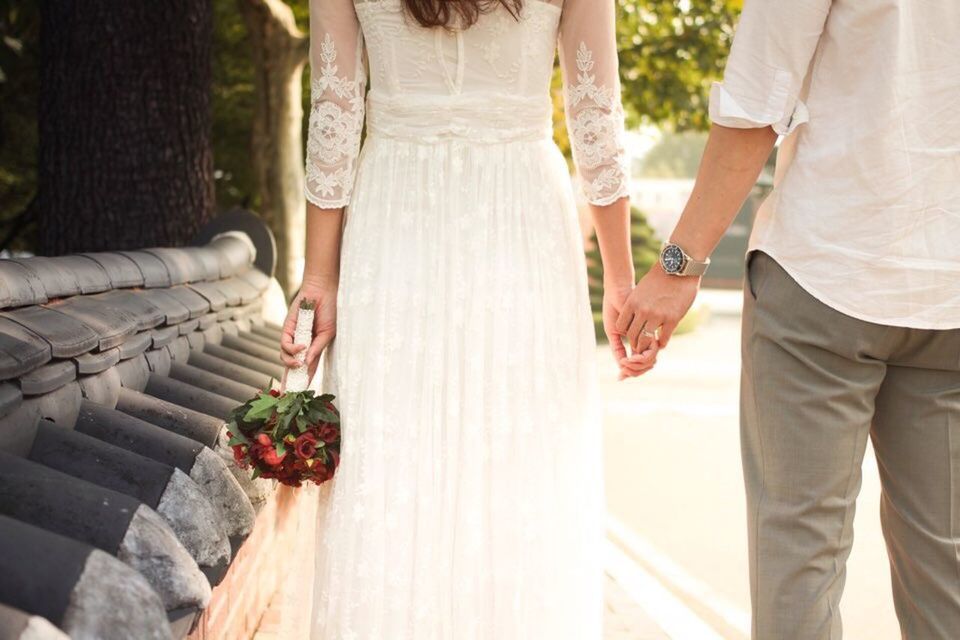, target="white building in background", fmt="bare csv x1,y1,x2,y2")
628,178,695,241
